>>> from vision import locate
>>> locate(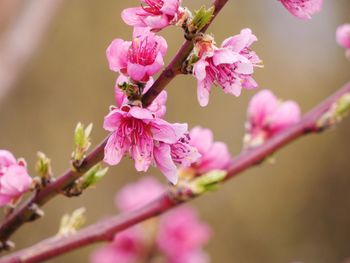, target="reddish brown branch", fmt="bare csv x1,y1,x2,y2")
0,0,229,245
2,82,350,263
